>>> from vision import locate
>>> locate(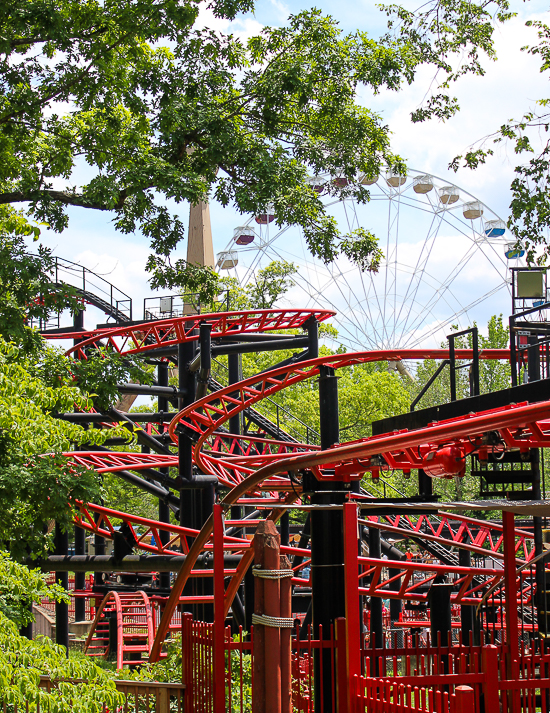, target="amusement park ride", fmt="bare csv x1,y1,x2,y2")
32,199,550,712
